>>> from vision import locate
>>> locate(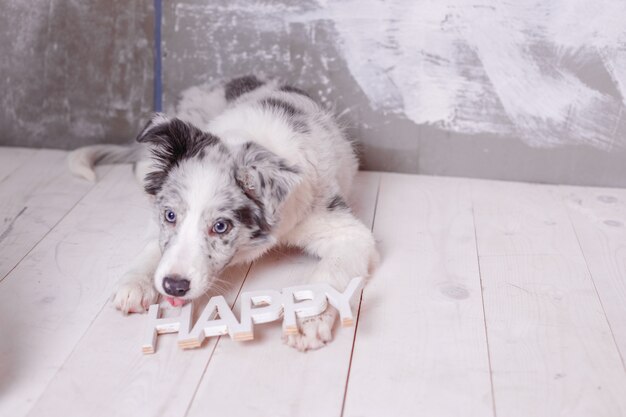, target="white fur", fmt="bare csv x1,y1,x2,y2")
154,161,240,300
106,79,377,351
